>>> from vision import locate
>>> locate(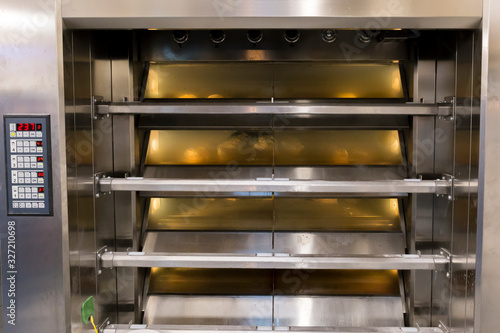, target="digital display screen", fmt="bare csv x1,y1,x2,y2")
17,123,42,131
37,157,43,162
36,141,43,147
38,172,44,177
38,187,45,193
